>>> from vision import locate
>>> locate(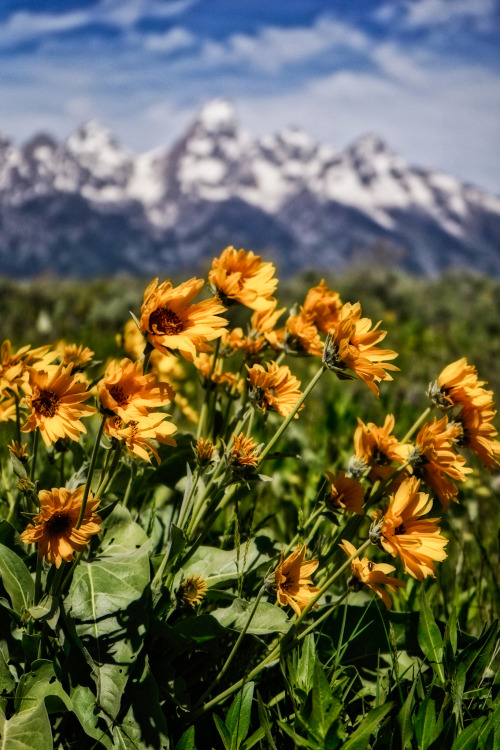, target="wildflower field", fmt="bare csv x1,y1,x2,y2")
0,255,499,750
